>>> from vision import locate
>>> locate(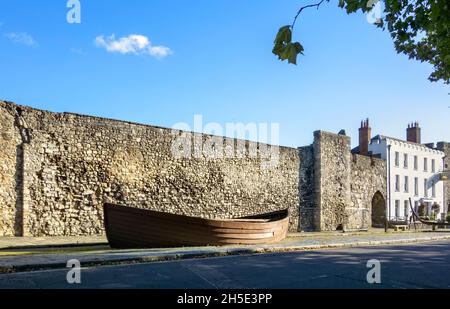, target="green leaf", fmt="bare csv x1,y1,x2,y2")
287,42,304,65
292,42,304,55
274,26,292,45
273,25,304,65
274,42,304,65
272,43,284,56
